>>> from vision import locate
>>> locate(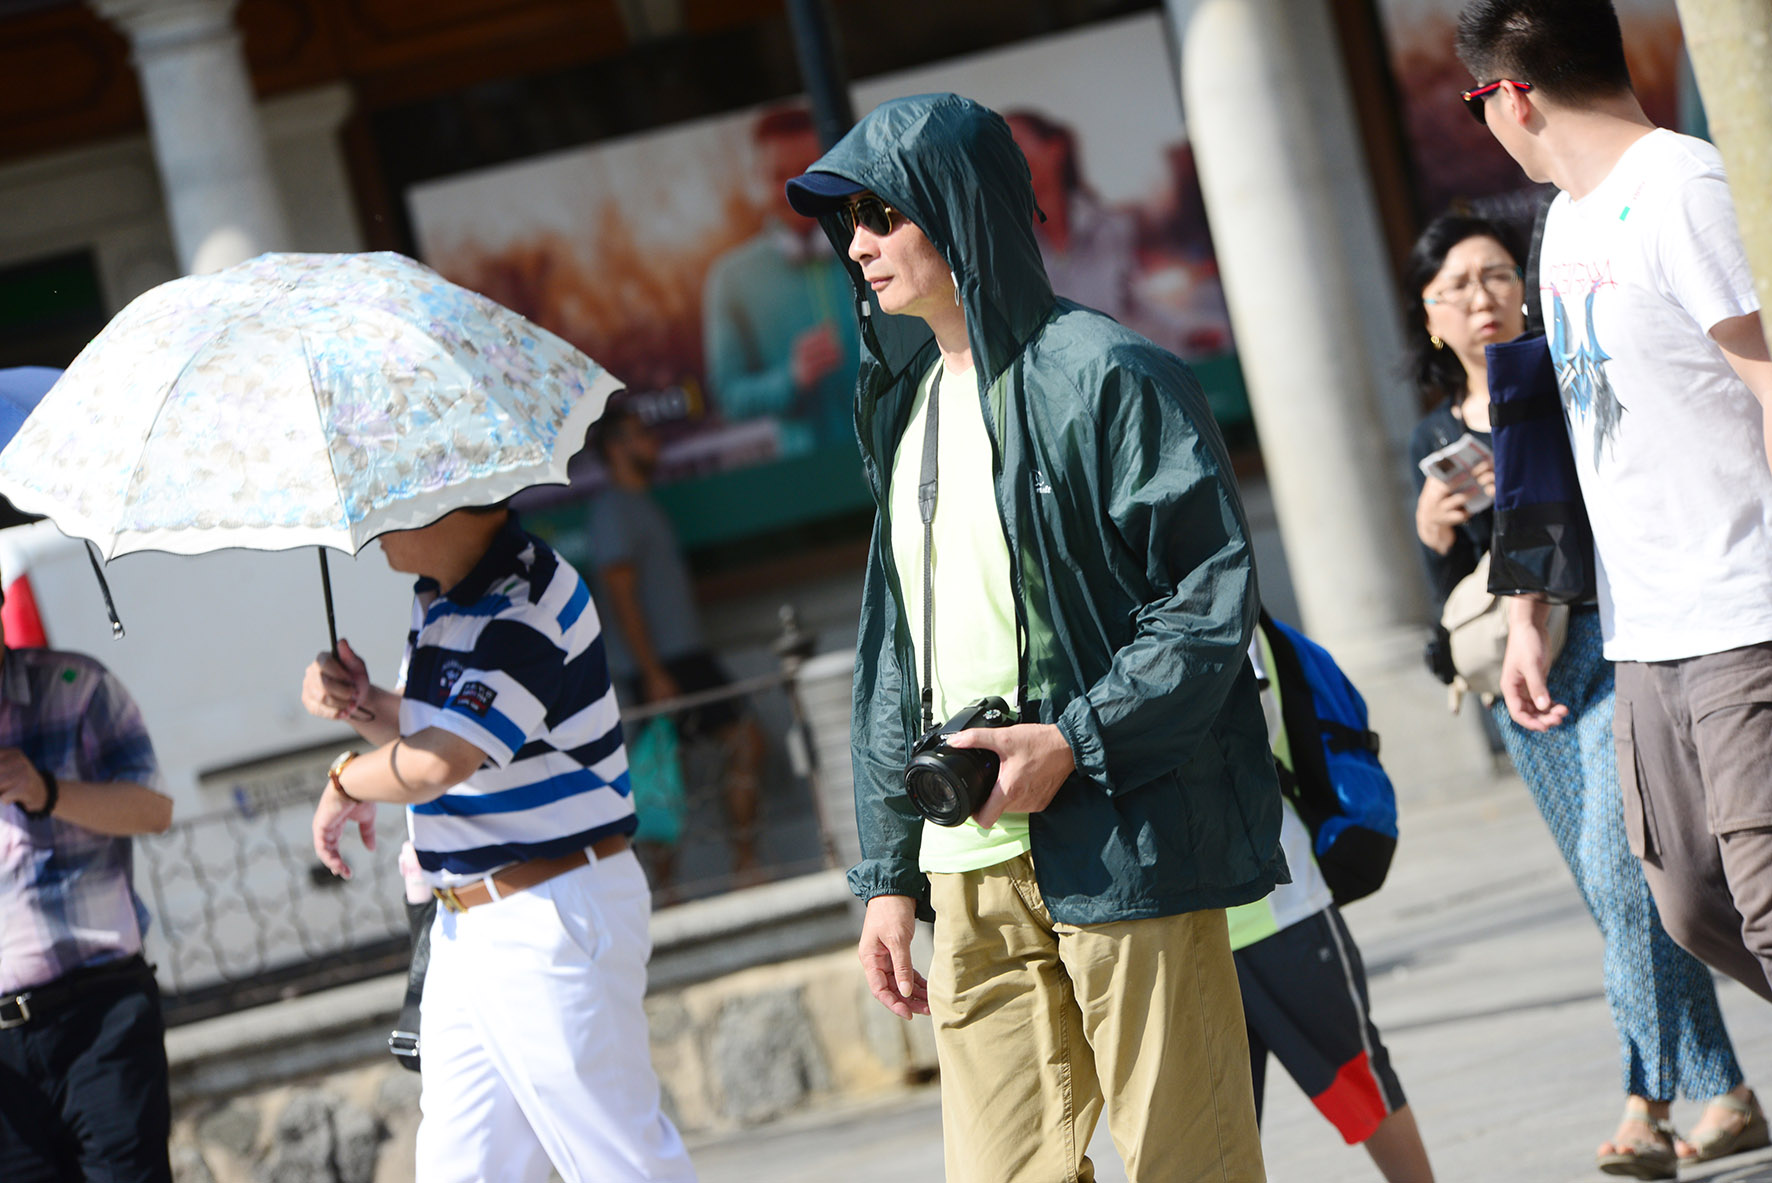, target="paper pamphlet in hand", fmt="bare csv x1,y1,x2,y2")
1418,433,1494,514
